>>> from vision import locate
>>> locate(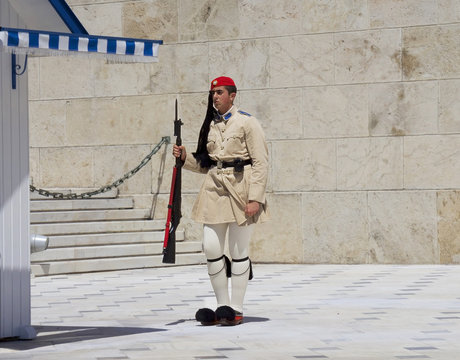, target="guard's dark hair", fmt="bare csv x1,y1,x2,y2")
193,86,237,168
224,85,237,95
